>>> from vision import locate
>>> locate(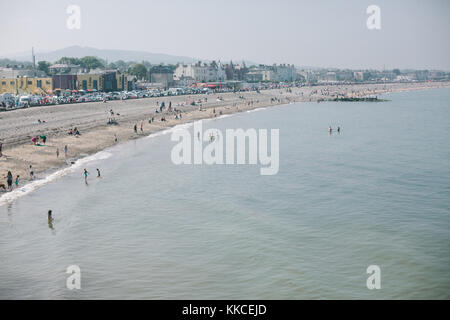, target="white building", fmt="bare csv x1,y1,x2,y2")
273,64,296,82
174,61,226,83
